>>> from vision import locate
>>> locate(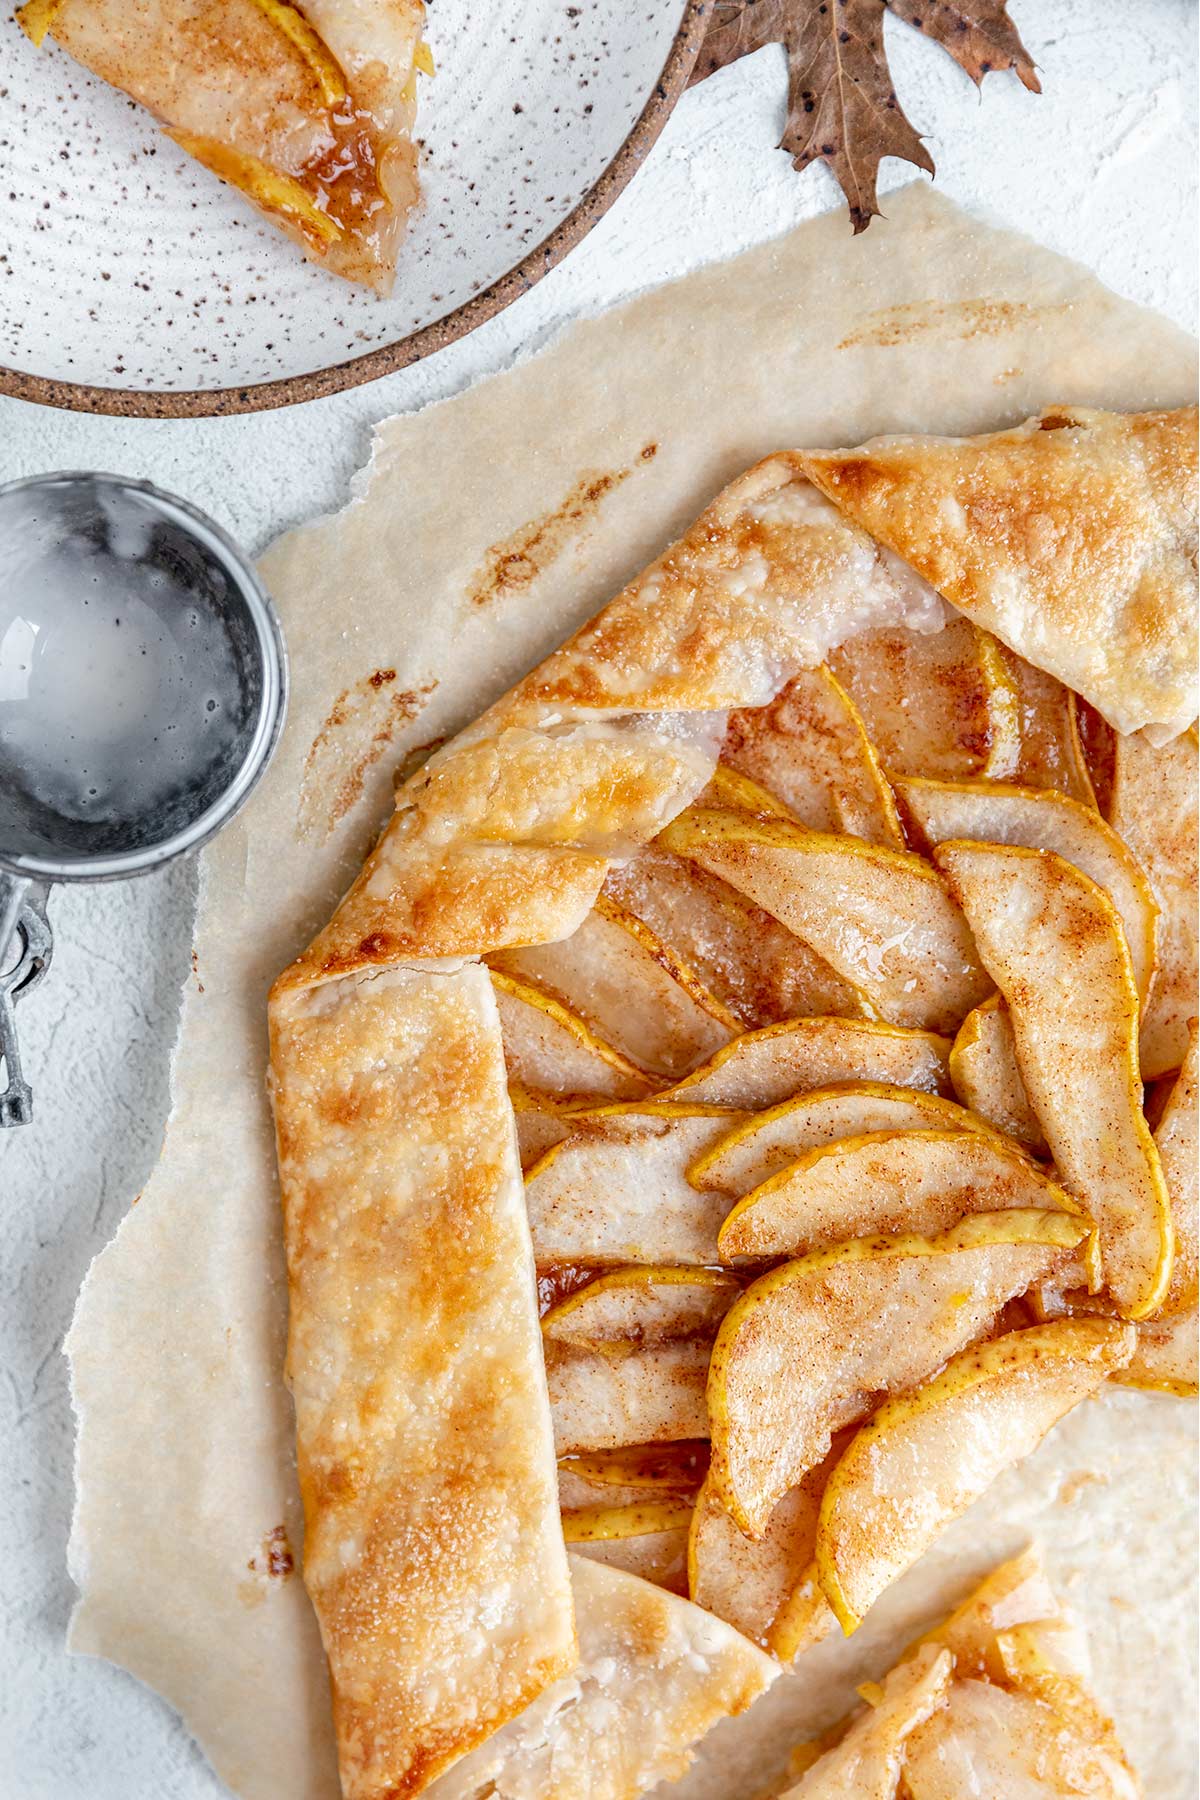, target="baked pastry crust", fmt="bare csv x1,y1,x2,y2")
24,0,424,291
269,406,1197,1799
800,406,1198,740
269,964,574,1799
428,1555,777,1800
